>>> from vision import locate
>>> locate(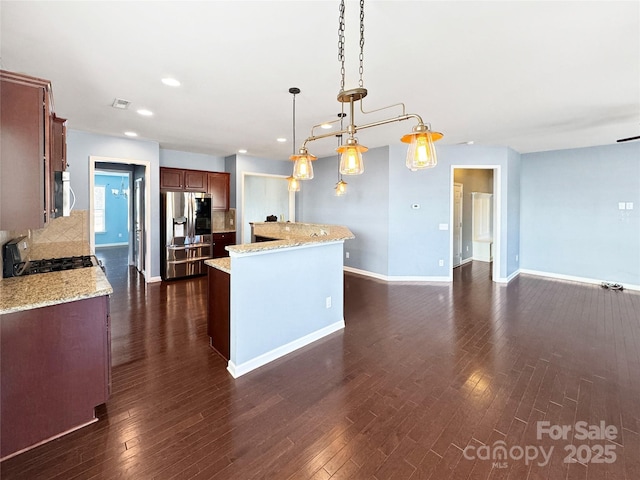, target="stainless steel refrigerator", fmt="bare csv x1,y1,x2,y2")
161,191,213,280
